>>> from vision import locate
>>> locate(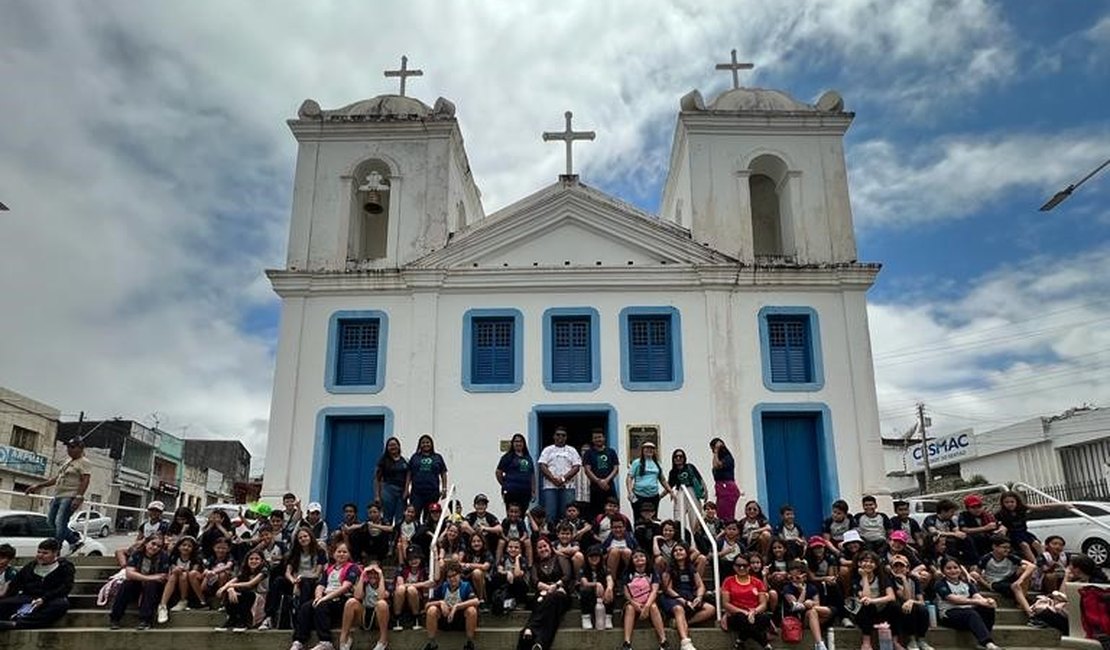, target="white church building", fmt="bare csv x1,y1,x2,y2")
261,56,885,533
